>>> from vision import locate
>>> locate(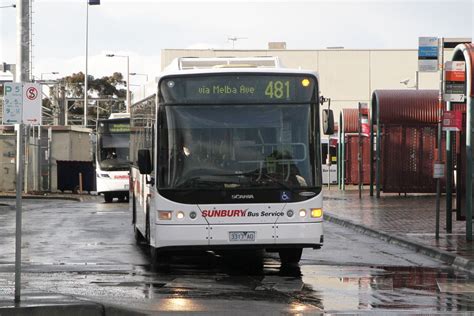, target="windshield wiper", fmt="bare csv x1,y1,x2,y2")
174,176,241,189
243,169,296,193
